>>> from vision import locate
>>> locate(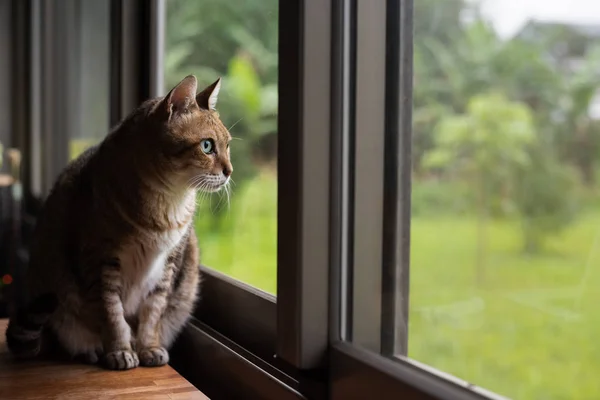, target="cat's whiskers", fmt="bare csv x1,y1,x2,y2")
199,180,213,206
193,178,208,196
224,180,232,212
186,176,201,193
227,118,243,132
216,189,227,211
